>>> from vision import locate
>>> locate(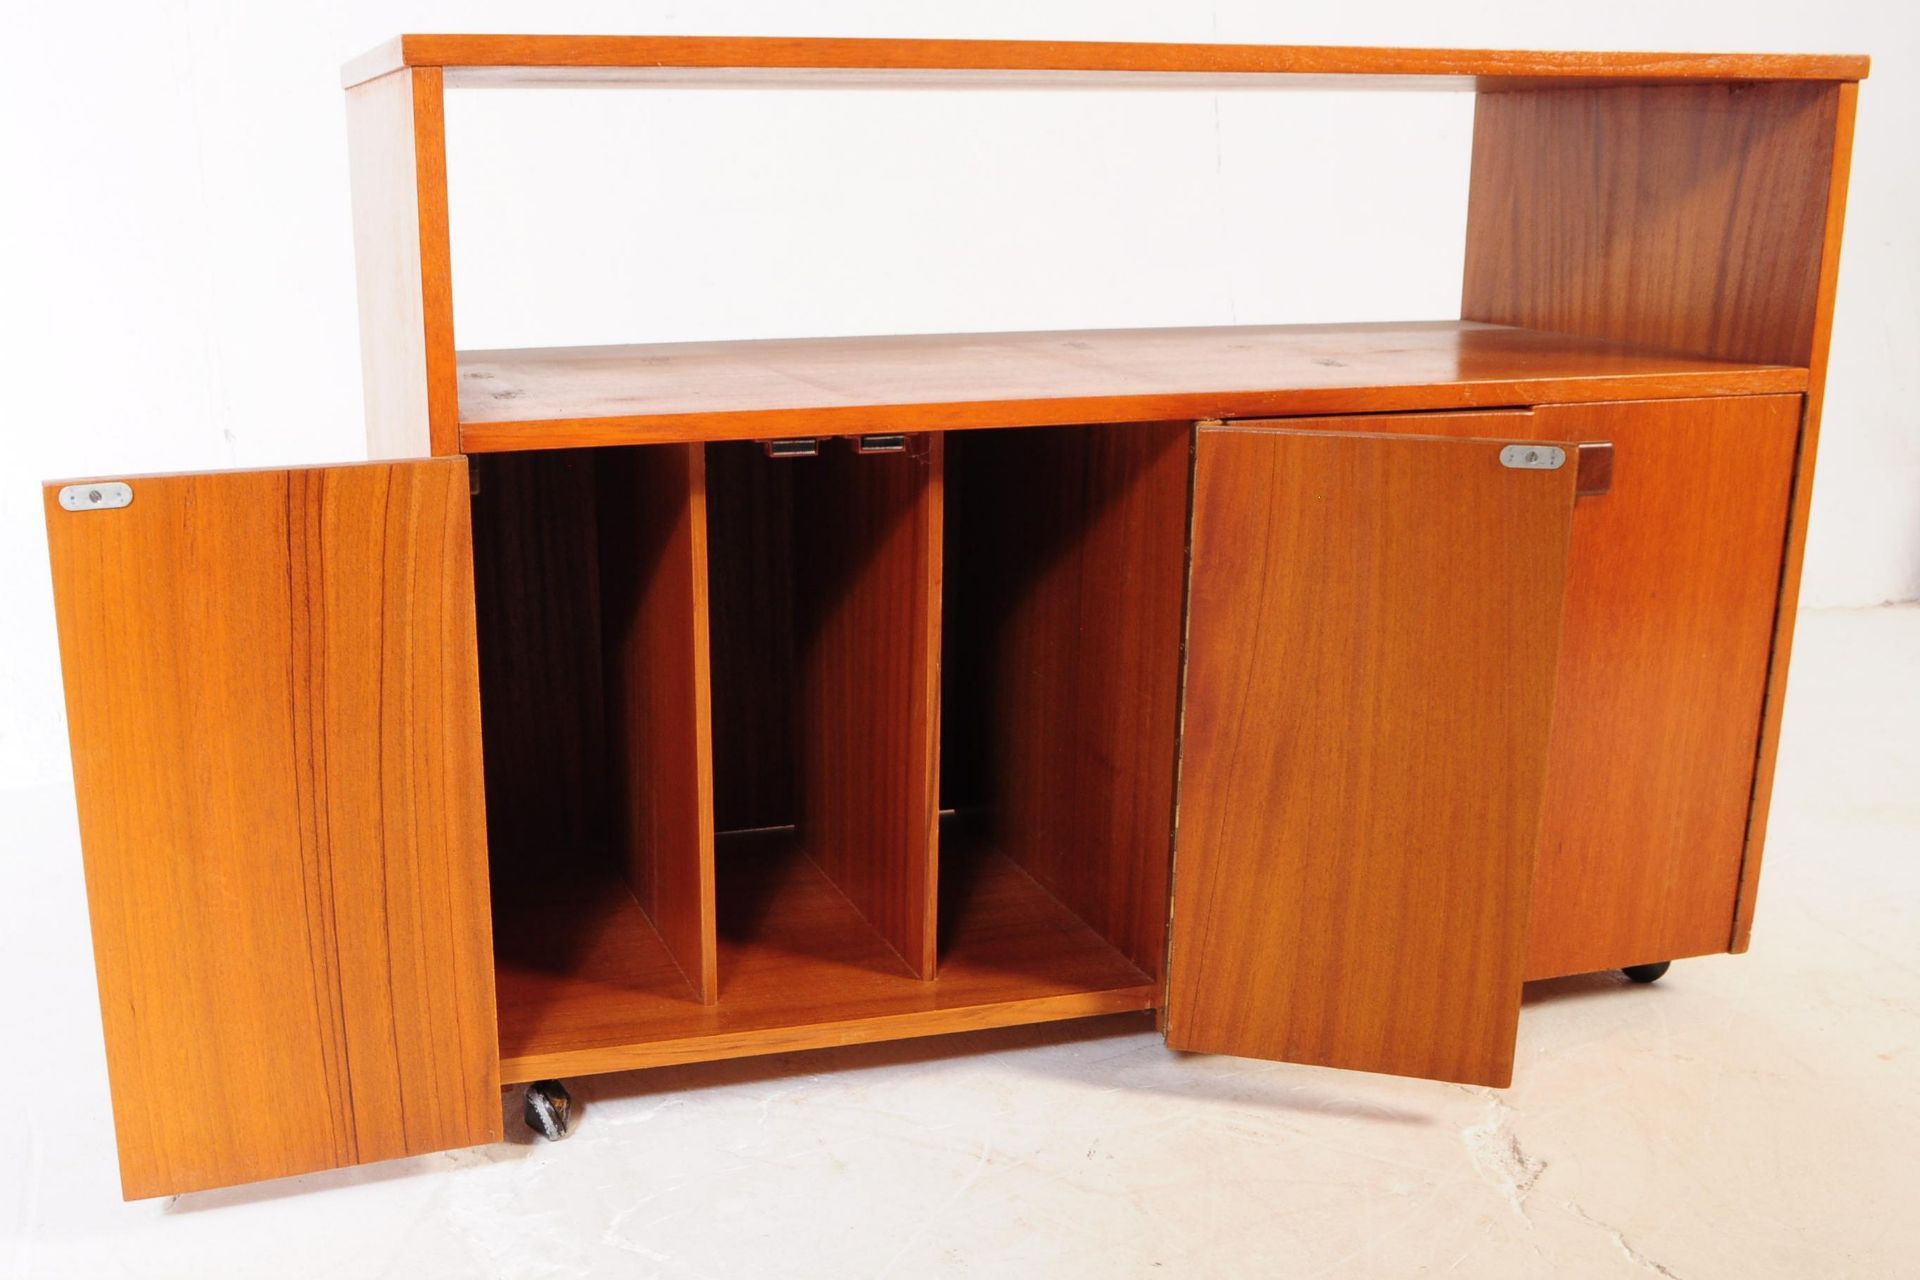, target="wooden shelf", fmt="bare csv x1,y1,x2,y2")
343,34,1868,91
456,321,1807,451
492,828,1156,1084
